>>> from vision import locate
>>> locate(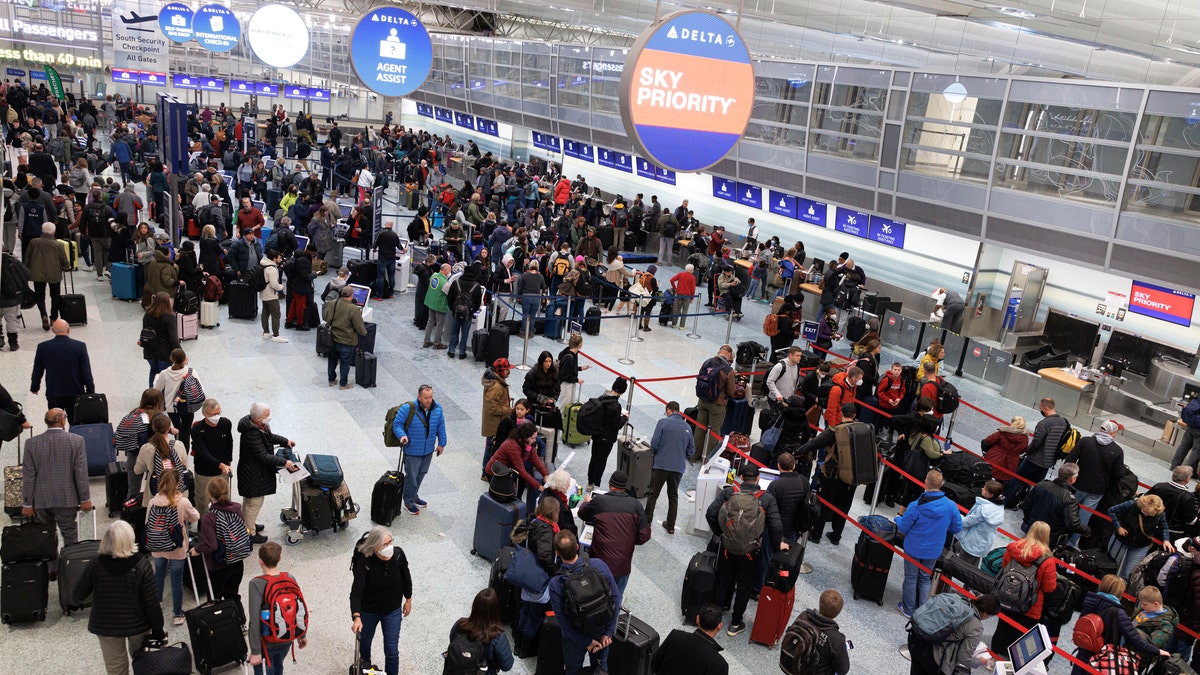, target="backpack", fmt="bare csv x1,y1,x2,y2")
213,508,252,565
763,312,781,337
20,200,45,237
85,203,108,230
259,573,309,650
442,632,488,675
145,503,183,552
560,564,614,633
249,263,268,293
992,553,1048,614
575,397,607,436
452,280,475,322
177,368,206,414
779,614,828,675
1057,425,1081,458
574,273,592,297
1183,398,1200,428
551,255,571,279
718,486,766,555
910,593,974,643
204,274,224,302
695,357,727,403
0,255,28,298
1073,606,1118,654
383,402,417,448
934,377,960,414
817,378,847,409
